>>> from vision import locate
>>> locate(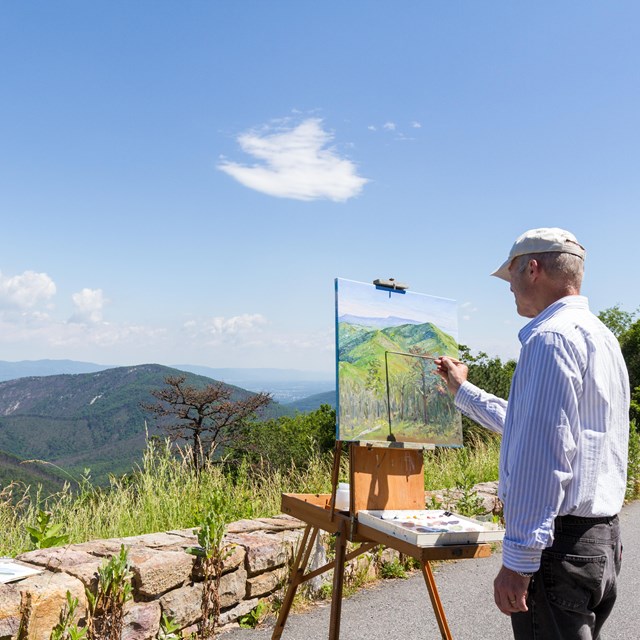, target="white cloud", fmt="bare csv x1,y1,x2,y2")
0,270,56,309
0,273,168,356
209,313,267,335
383,122,397,131
49,321,164,348
184,313,268,346
70,288,107,324
411,121,422,128
179,315,334,372
367,125,377,131
218,118,369,202
0,313,165,354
